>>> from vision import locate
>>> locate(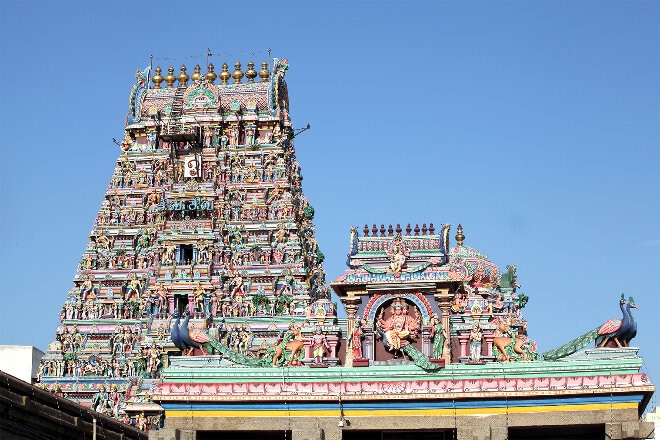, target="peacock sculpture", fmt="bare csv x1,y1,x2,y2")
543,294,638,361
620,296,638,347
595,294,630,347
170,310,187,353
180,310,210,356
